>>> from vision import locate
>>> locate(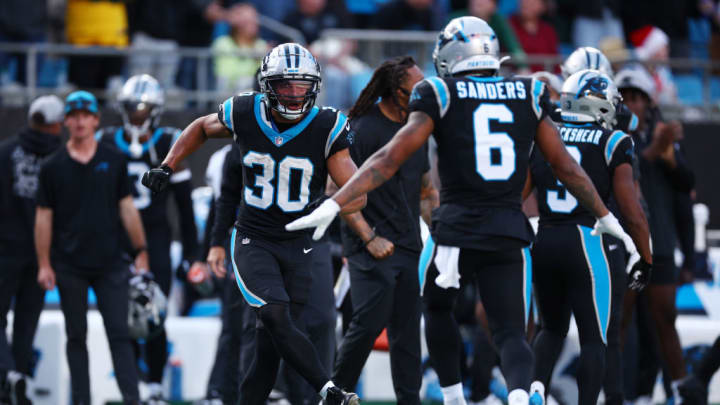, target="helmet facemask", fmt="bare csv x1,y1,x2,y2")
261,77,320,120
120,101,162,158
